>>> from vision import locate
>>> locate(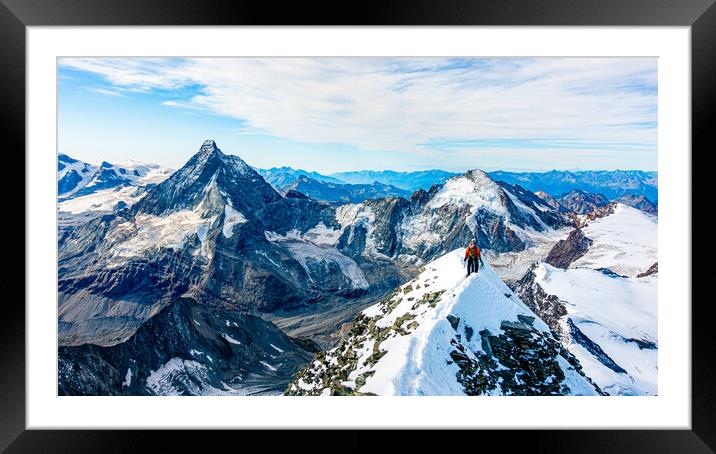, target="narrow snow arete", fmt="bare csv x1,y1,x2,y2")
287,249,602,396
